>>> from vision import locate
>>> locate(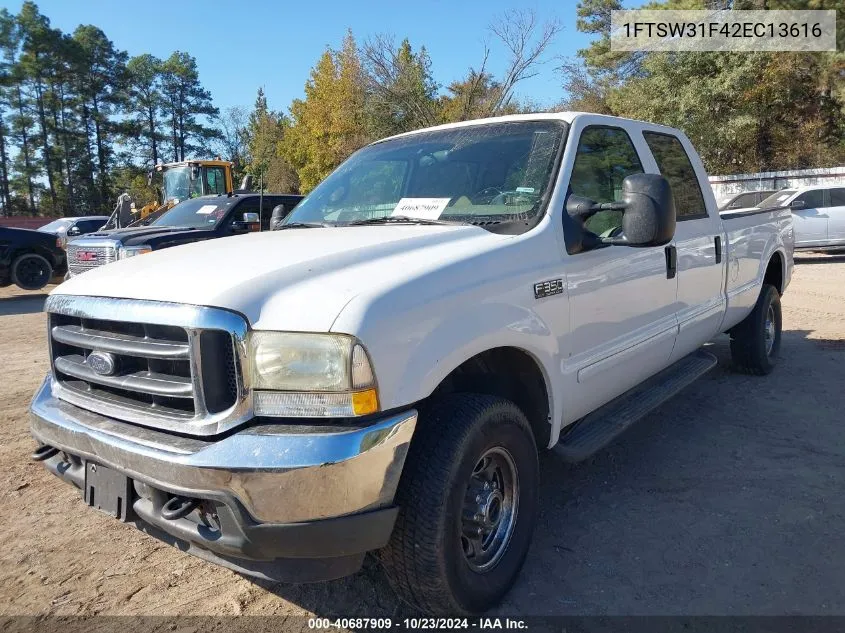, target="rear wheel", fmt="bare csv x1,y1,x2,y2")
379,393,539,614
11,253,53,291
730,283,781,375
